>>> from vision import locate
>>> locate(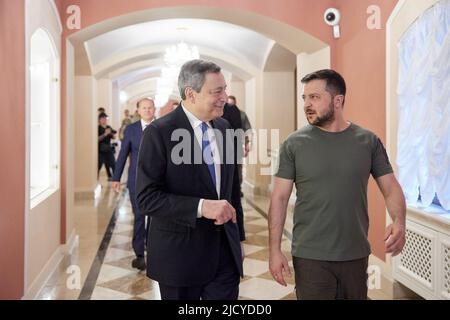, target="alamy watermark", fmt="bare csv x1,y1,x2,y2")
169,128,280,176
